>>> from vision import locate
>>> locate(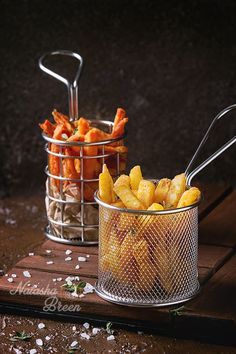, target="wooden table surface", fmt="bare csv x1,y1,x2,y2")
0,184,235,348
